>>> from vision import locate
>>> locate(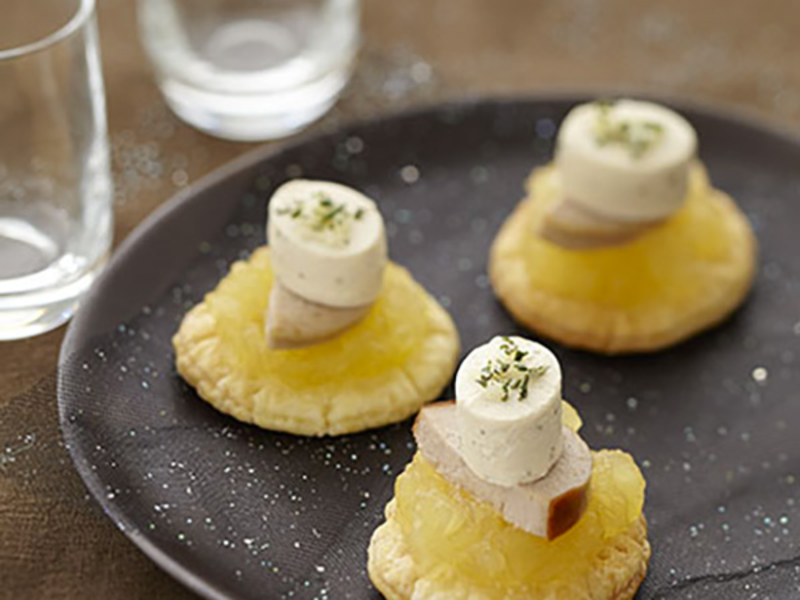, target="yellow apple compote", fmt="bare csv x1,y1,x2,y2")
520,163,746,312
205,246,433,389
392,406,646,598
